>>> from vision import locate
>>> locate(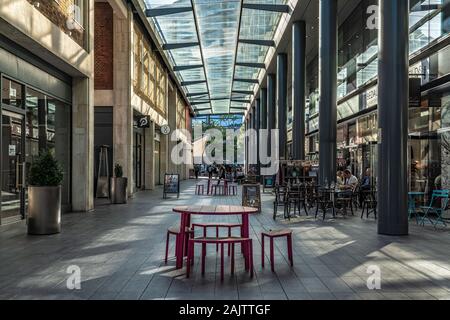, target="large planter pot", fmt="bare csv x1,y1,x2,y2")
27,186,61,235
110,177,128,204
